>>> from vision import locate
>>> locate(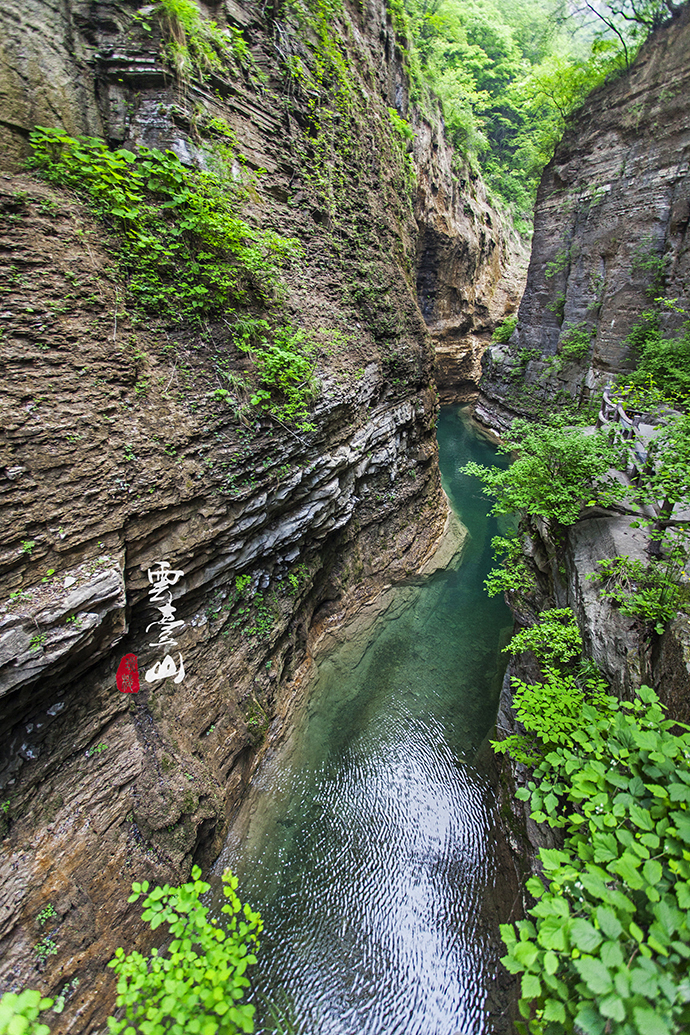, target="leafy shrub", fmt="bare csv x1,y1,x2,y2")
108,866,262,1035
492,314,518,343
387,107,415,141
232,319,318,432
559,322,593,362
0,990,53,1035
484,533,537,599
624,311,690,404
27,127,302,321
505,607,583,665
462,419,623,526
500,684,690,1035
588,555,686,634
